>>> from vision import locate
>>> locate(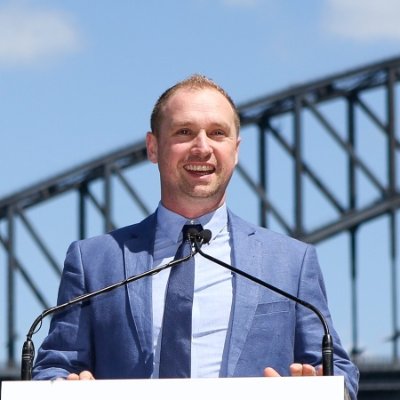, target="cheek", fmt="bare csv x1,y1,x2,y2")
218,145,239,167
157,149,179,173
155,141,191,171
164,143,187,163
